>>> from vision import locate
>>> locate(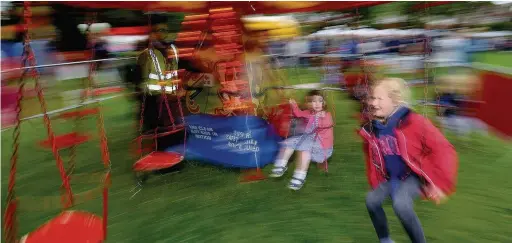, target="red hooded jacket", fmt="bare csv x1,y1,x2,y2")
359,111,458,201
